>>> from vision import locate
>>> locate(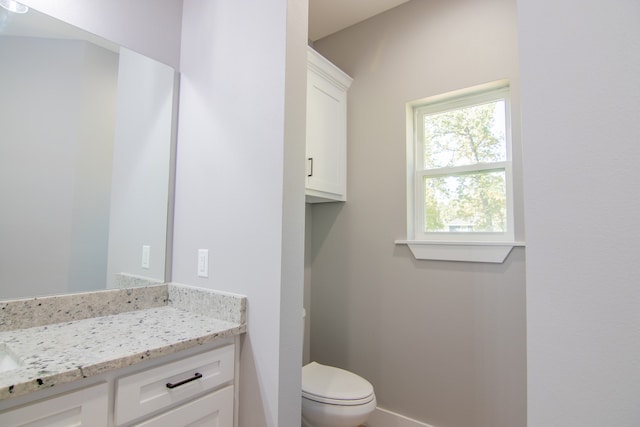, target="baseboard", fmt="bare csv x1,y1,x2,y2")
365,406,435,427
